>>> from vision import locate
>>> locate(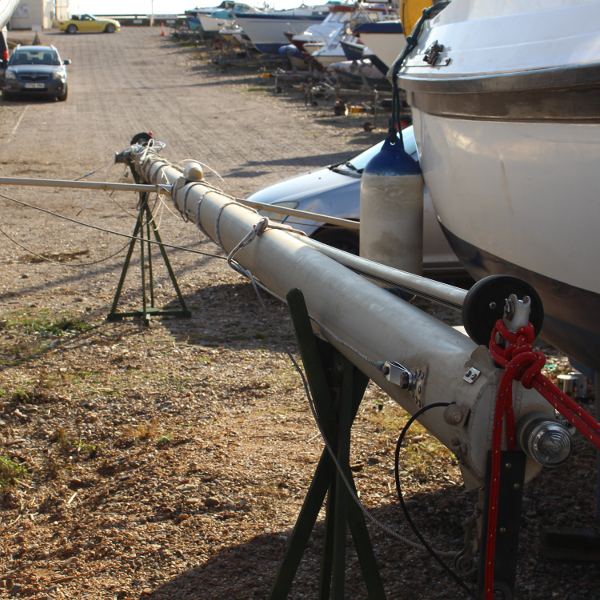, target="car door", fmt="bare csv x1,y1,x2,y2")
79,15,95,32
